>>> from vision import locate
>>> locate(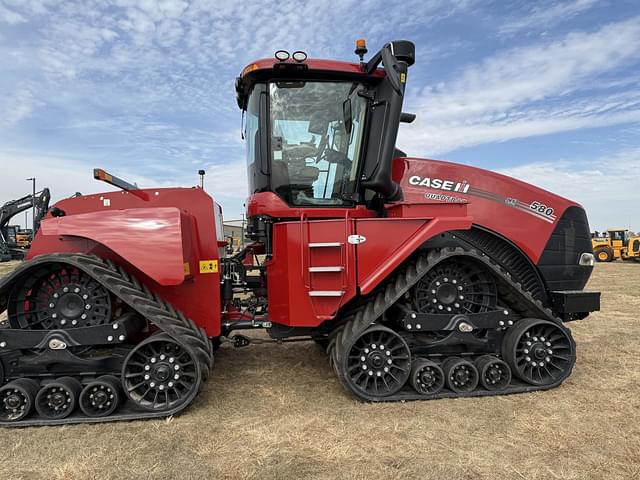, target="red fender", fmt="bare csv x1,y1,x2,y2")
38,207,189,286
356,204,473,295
